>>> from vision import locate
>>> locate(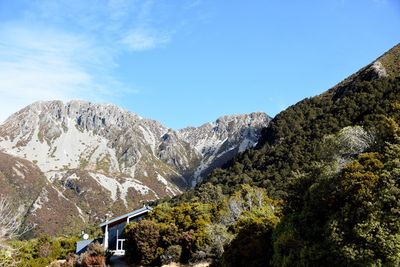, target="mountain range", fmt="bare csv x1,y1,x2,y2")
0,102,269,235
